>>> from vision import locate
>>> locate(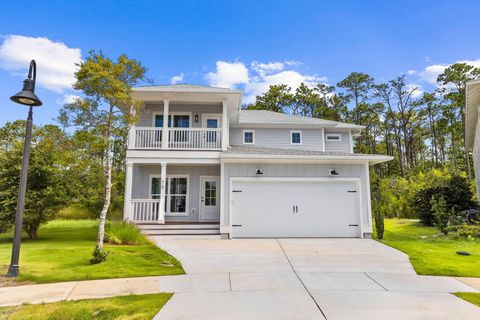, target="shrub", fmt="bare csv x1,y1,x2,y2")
413,175,476,226
105,221,148,245
90,246,109,264
413,187,442,226
446,224,480,240
430,196,455,234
